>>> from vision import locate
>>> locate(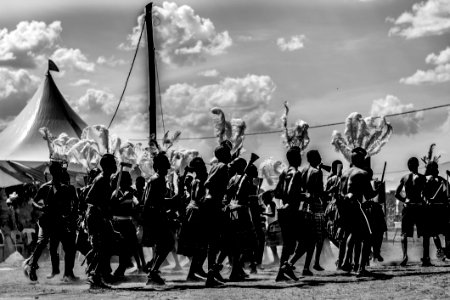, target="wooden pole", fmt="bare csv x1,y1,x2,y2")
145,3,157,144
